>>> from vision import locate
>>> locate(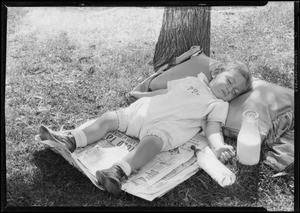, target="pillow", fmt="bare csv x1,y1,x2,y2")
223,77,294,140
181,53,294,141
148,52,221,91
